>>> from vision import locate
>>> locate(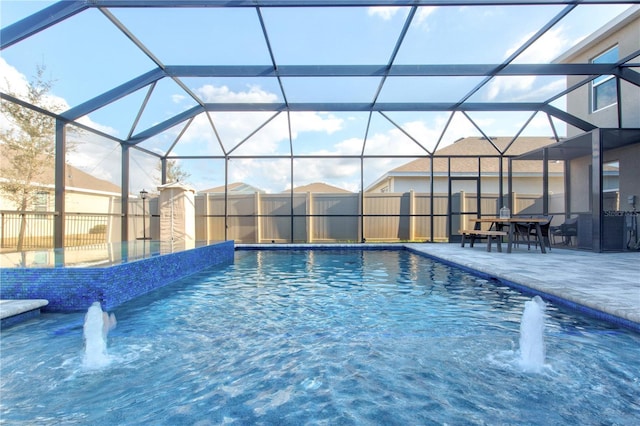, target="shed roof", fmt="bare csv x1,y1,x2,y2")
289,182,352,193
